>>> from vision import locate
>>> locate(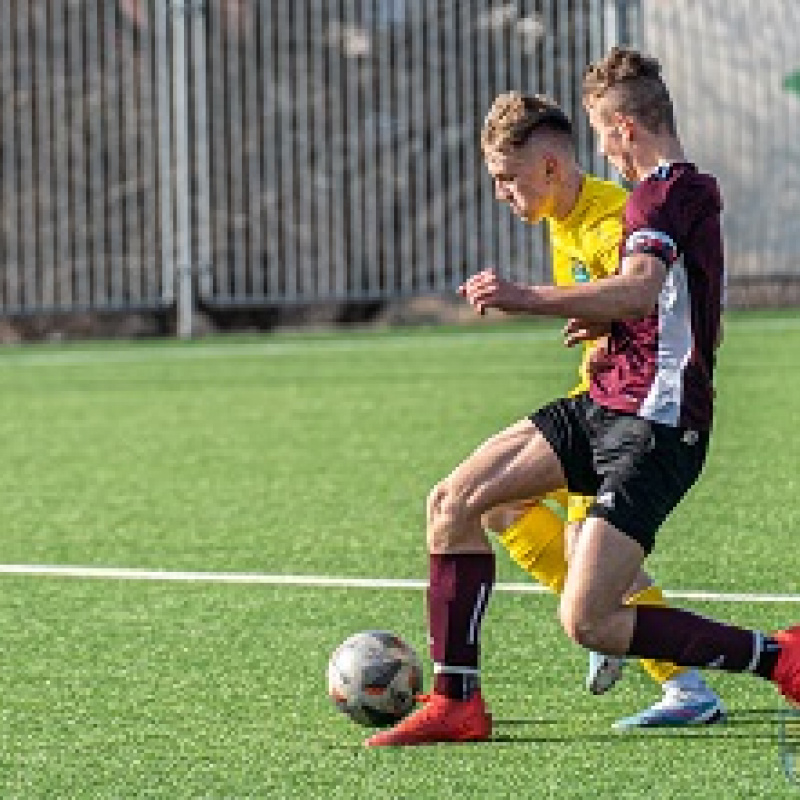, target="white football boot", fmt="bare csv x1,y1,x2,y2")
613,674,727,730
586,651,626,695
